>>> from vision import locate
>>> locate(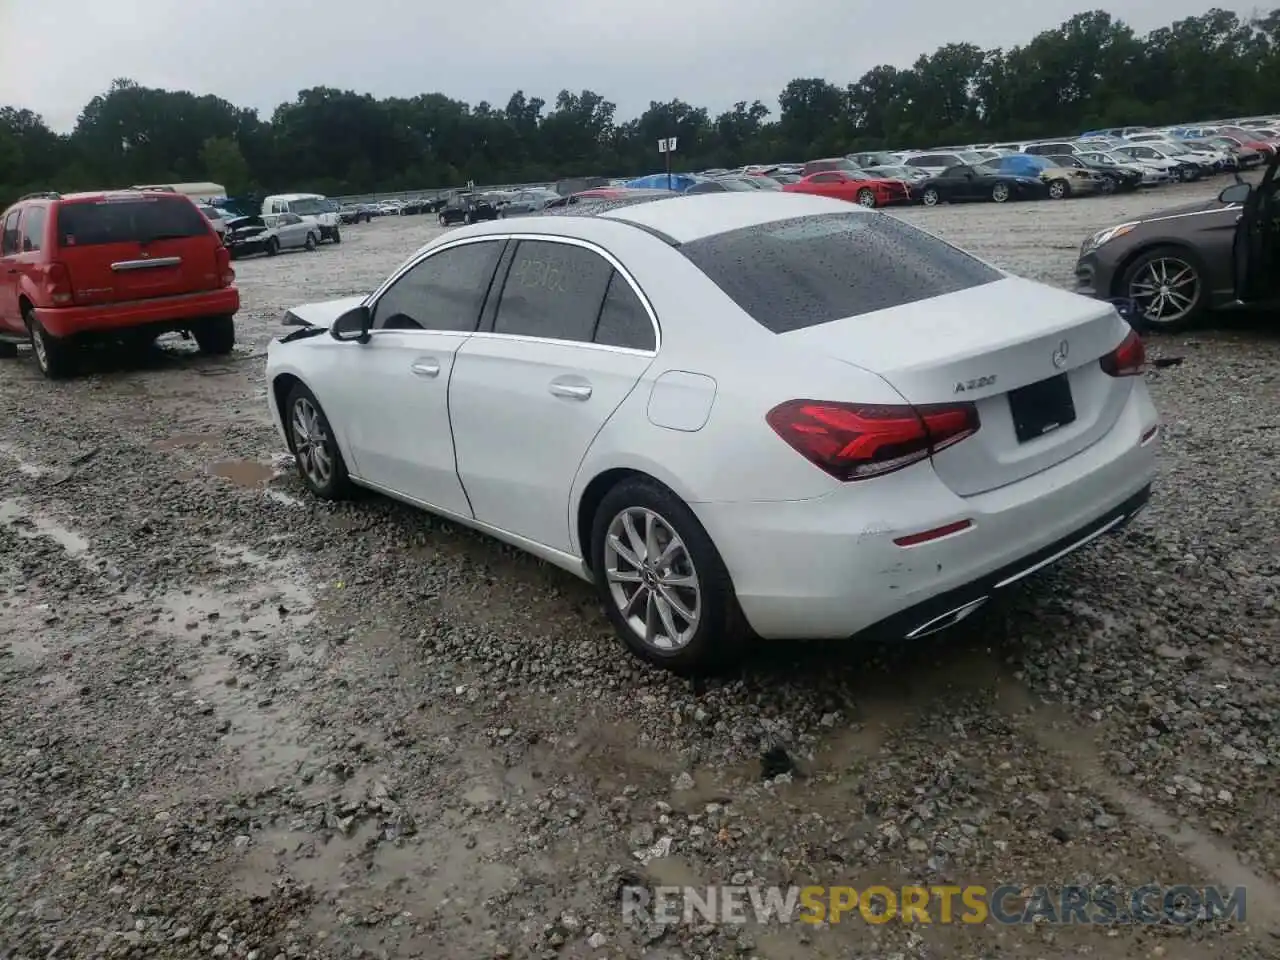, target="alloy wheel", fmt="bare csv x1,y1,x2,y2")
856,189,877,208
1129,257,1199,326
1048,180,1067,199
922,189,939,206
992,183,1010,202
291,398,334,488
29,323,49,372
603,507,701,652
